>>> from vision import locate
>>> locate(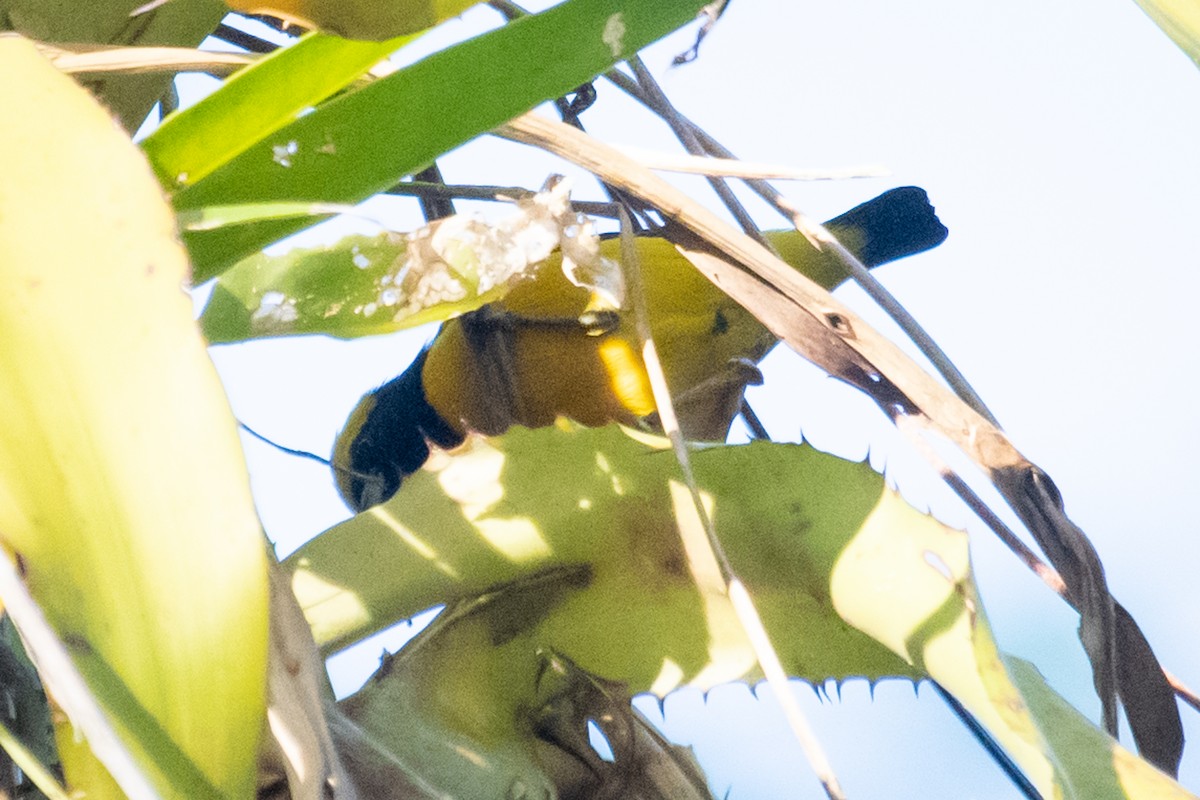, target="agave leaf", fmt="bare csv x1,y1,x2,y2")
337,607,559,800
286,427,916,678
826,456,1192,798
338,592,717,799
1006,657,1195,798
0,36,267,798
291,425,1193,798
